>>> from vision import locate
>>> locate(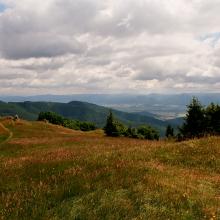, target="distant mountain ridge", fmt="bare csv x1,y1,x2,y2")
0,100,177,135
1,93,220,105
1,93,219,119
